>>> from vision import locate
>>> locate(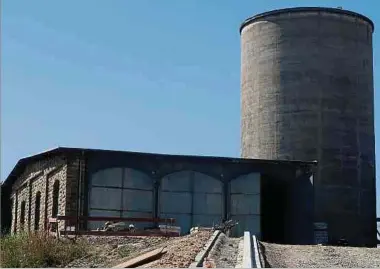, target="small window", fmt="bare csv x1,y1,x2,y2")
34,192,41,230
52,181,60,217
